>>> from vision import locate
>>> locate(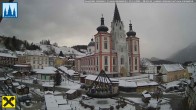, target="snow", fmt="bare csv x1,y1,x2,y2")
143,94,151,98
127,97,171,110
65,89,76,94
14,64,30,67
0,52,17,58
38,44,85,56
85,75,119,83
36,67,57,74
12,82,20,86
163,64,184,72
25,50,44,56
119,80,137,87
45,94,71,110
